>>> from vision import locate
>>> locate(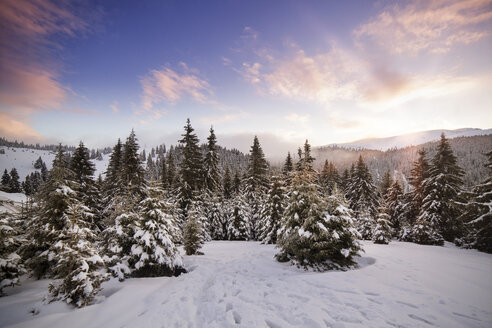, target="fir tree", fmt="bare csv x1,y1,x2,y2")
22,146,106,307
258,176,285,244
0,212,25,295
160,156,168,189
8,168,21,193
232,170,241,195
183,206,205,255
1,169,10,189
276,165,362,270
121,130,146,200
419,133,464,242
459,151,492,252
380,170,392,200
167,149,177,190
372,205,392,245
283,152,294,175
245,136,269,193
386,179,403,236
203,127,221,193
227,193,249,240
178,119,203,215
223,166,232,199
